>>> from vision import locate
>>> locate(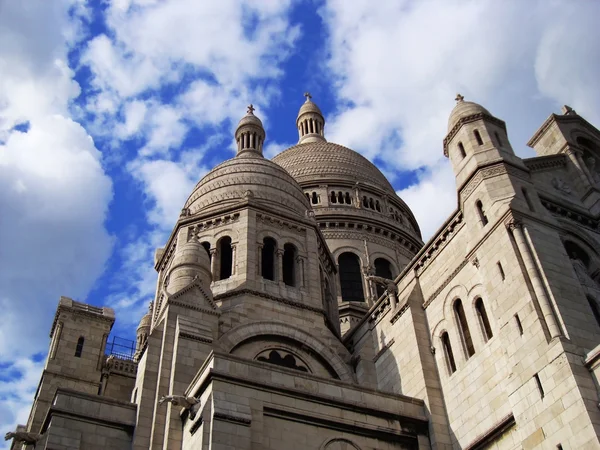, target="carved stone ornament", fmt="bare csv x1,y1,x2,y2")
158,395,201,420
551,177,572,195
4,430,42,448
